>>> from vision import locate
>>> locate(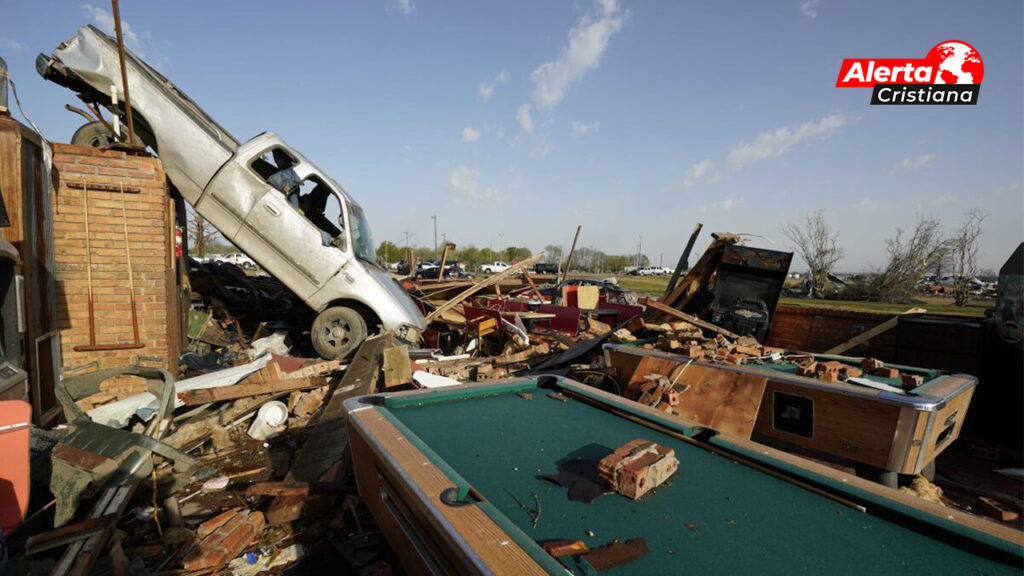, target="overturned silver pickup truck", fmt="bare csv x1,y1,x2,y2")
38,25,425,359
